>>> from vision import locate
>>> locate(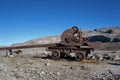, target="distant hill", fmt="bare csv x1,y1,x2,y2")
12,35,61,46
83,27,120,43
